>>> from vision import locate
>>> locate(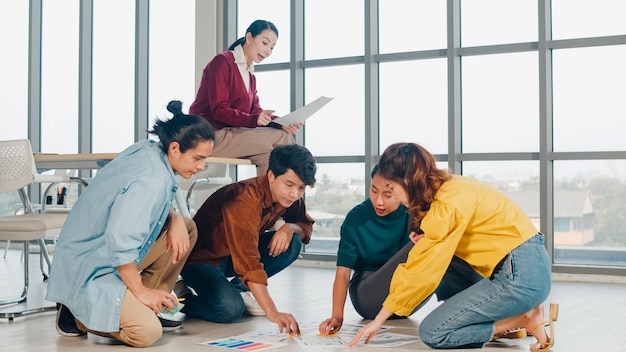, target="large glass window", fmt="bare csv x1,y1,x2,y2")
92,0,135,153
304,163,366,254
234,1,626,273
379,59,448,154
41,0,79,153
552,45,626,152
460,0,537,47
552,0,626,40
254,70,291,119
304,65,364,157
304,0,363,60
149,0,196,126
0,1,28,140
463,161,541,230
461,52,539,153
554,160,626,266
9,0,626,274
379,1,446,54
